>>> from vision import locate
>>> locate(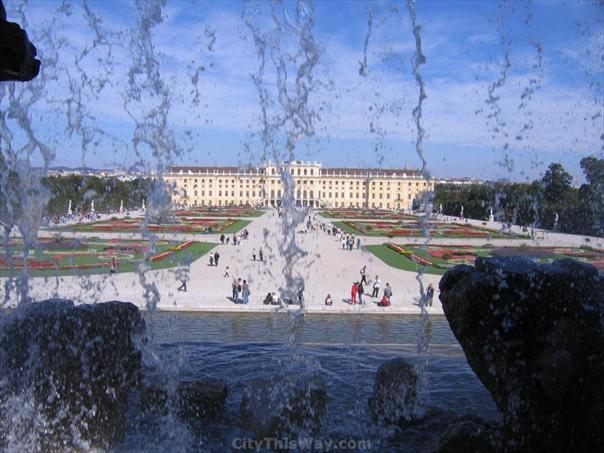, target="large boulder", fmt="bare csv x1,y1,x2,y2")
432,415,496,453
176,378,228,420
141,378,228,422
240,374,326,438
0,299,145,451
368,357,418,425
439,257,604,452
